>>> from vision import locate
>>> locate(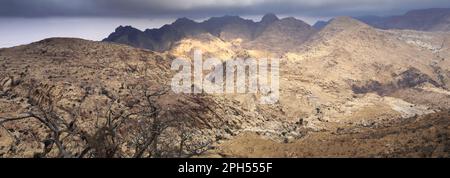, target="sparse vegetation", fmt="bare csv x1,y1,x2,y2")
1,11,450,157
0,81,211,158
